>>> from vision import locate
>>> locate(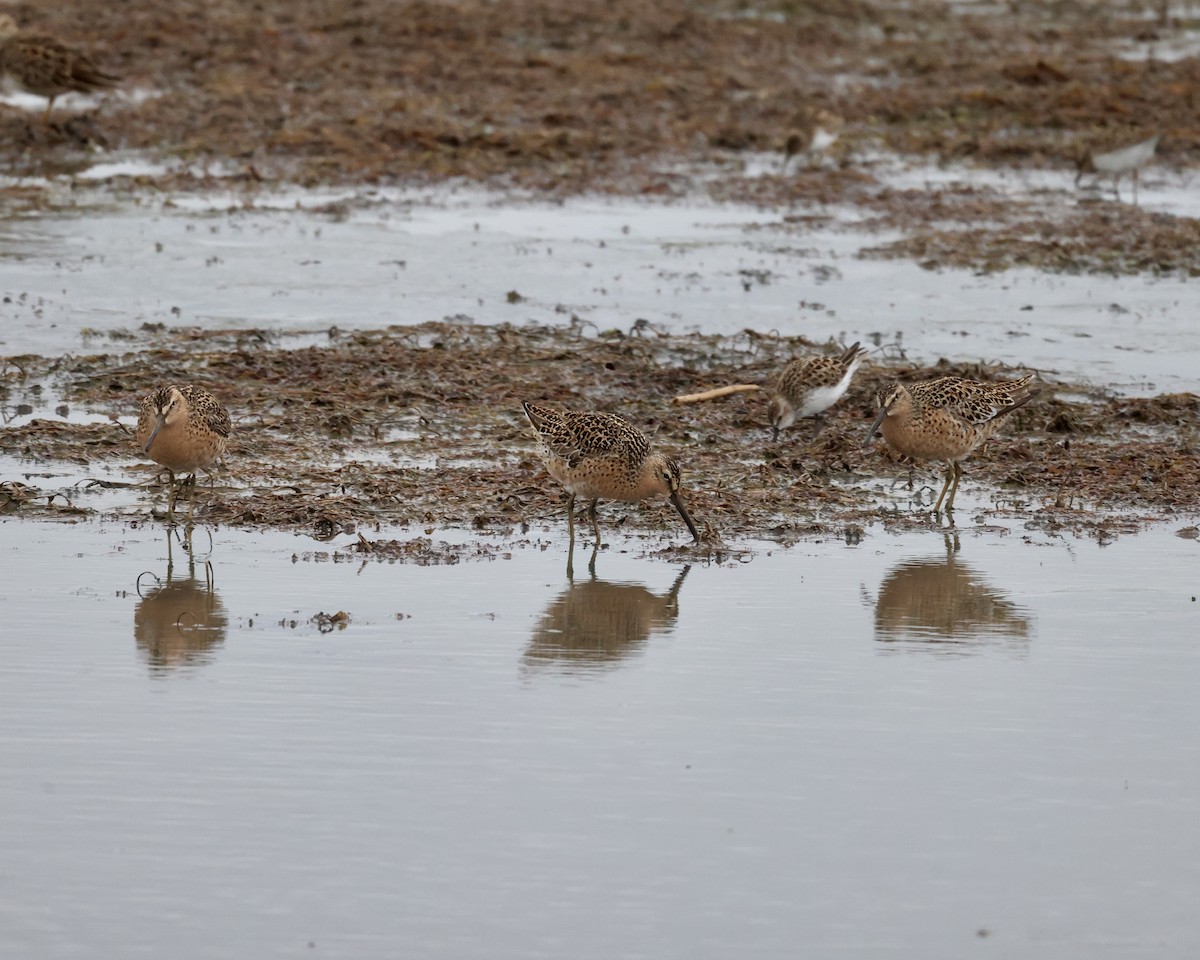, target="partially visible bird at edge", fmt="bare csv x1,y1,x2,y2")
0,15,120,121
